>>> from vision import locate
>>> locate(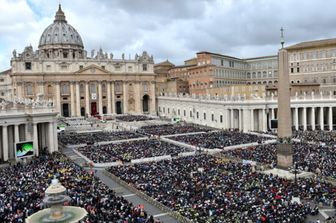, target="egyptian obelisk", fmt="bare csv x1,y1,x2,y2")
277,28,293,169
